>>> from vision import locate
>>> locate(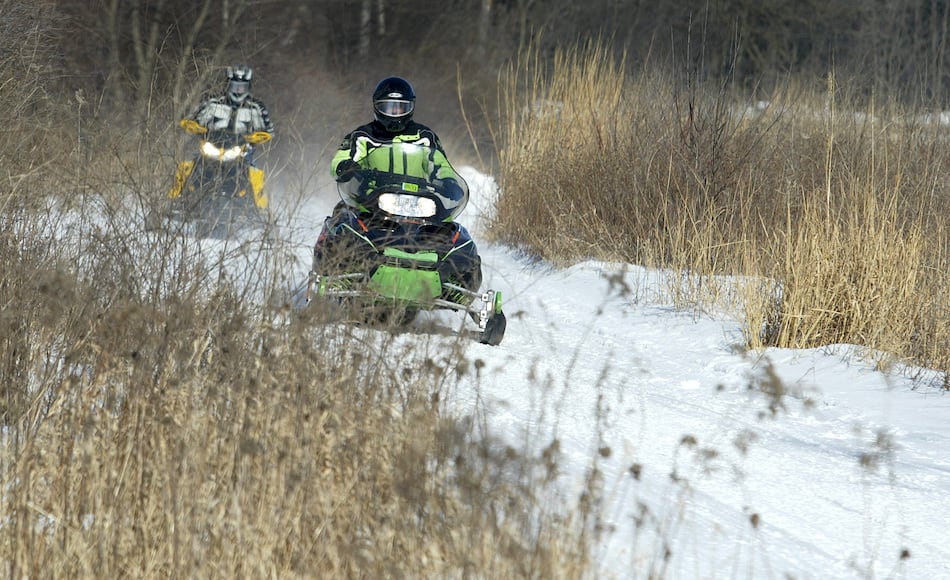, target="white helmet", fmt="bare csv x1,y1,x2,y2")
226,64,253,104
